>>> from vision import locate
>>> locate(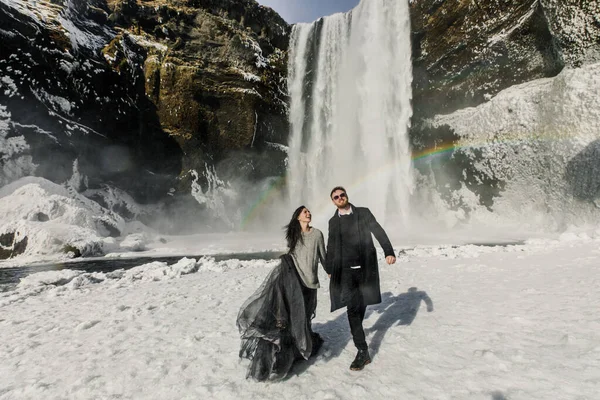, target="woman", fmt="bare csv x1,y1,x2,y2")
236,206,326,381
